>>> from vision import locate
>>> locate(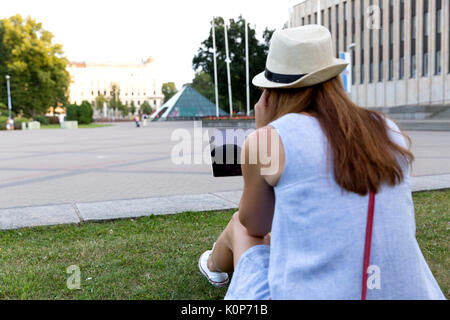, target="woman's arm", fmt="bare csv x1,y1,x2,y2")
238,126,285,237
